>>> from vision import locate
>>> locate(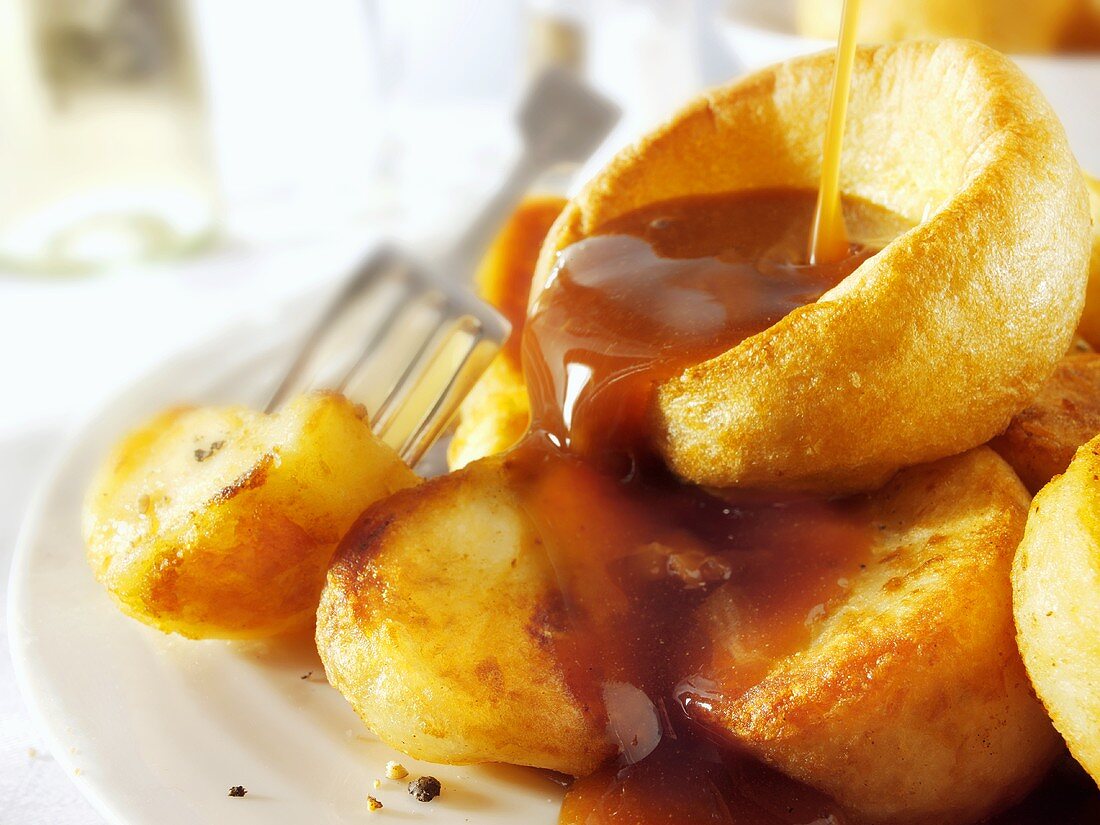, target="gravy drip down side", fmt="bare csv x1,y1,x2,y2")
499,188,1099,822
505,188,910,823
